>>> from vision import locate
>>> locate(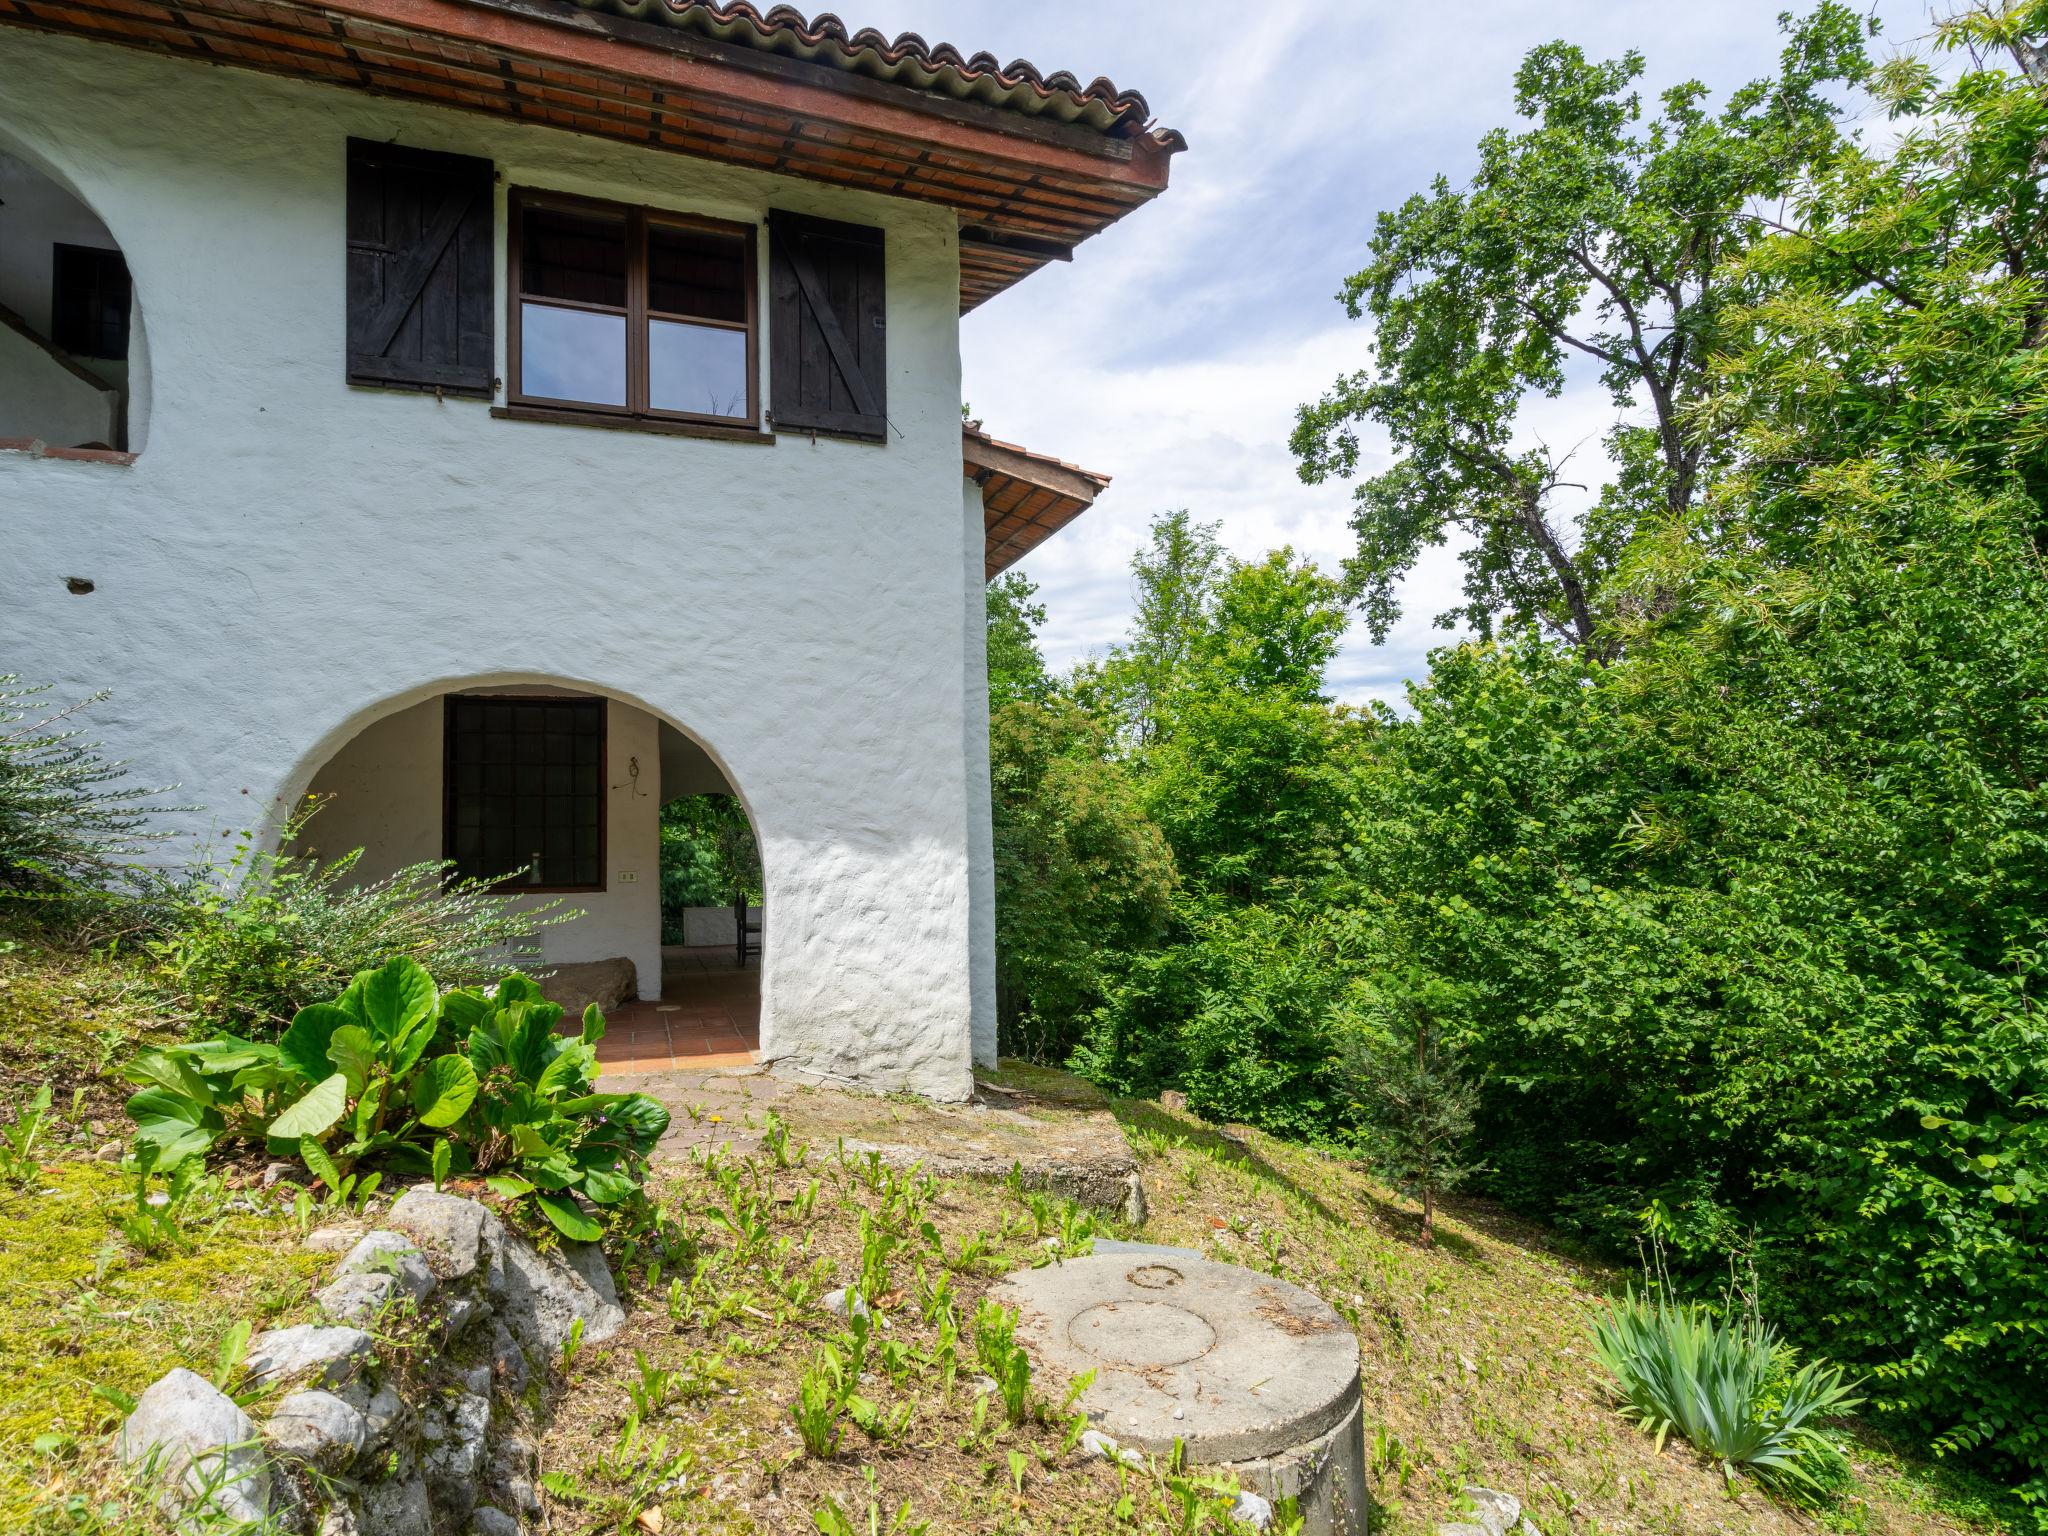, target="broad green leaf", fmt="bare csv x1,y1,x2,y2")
327,1026,376,1099
280,1004,353,1085
166,1038,274,1074
412,1055,479,1129
534,1190,603,1242
122,1050,213,1103
361,956,438,1043
494,973,546,1007
270,1073,348,1139
605,1094,671,1153
125,1088,224,1169
389,1015,439,1080
467,1019,509,1078
430,1139,452,1190
299,1135,343,1193
579,1167,637,1205
440,989,491,1041
537,1043,594,1098
484,1173,535,1199
580,1004,606,1045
